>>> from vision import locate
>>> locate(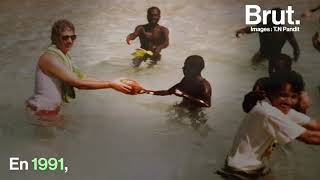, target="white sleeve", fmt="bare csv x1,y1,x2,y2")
288,109,311,125
264,112,306,145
